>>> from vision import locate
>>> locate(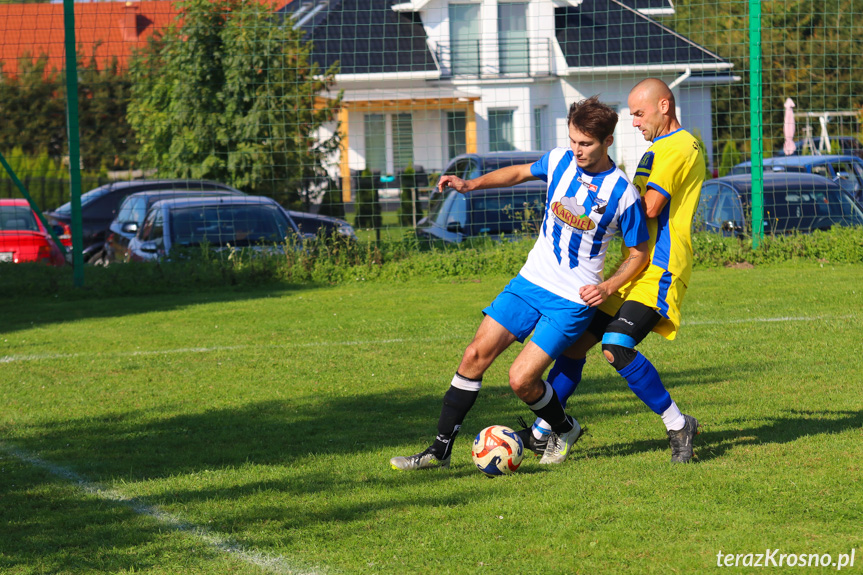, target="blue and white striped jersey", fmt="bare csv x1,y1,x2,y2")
518,147,648,305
